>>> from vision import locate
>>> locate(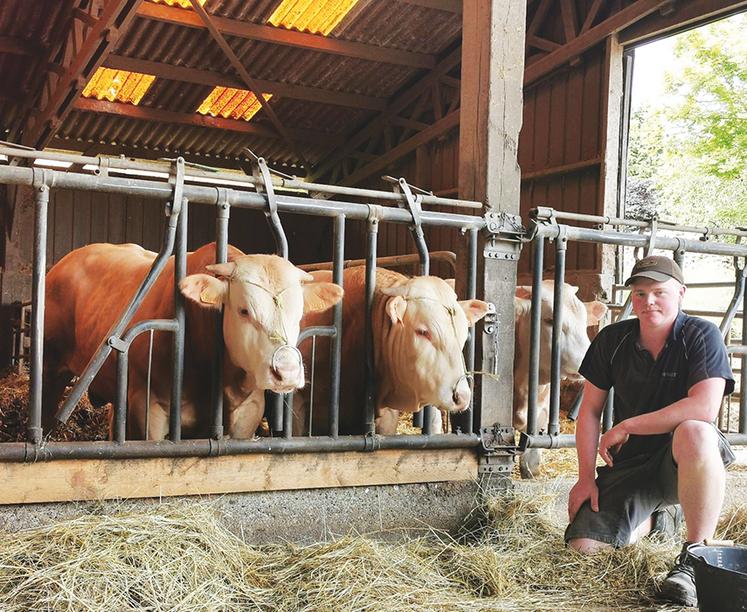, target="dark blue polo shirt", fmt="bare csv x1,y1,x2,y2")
579,311,734,465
